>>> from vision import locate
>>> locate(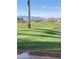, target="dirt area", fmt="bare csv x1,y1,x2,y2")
17,49,61,58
